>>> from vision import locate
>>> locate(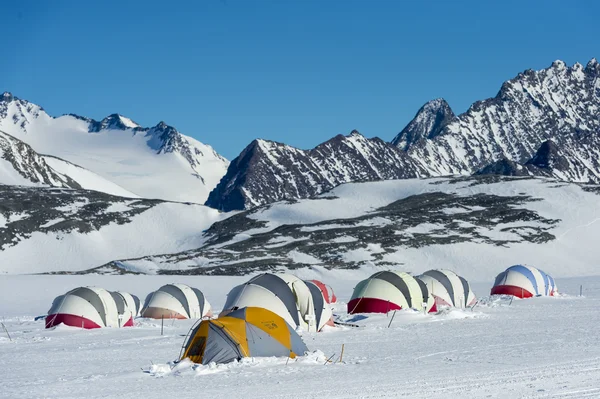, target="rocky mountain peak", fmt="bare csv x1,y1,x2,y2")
391,98,456,151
